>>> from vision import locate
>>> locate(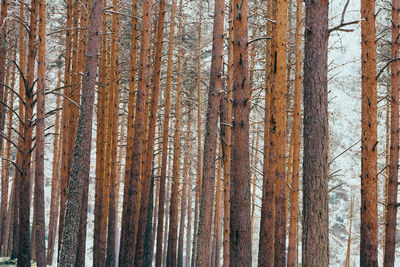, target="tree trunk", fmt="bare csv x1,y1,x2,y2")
302,0,329,266
118,0,152,262
11,4,26,258
214,143,223,267
258,1,275,265
155,0,176,265
191,4,202,267
195,0,224,264
273,2,288,266
345,194,354,267
230,0,251,262
360,0,378,266
222,3,233,265
17,0,38,263
93,6,109,266
383,1,399,266
33,0,47,264
287,1,302,266
135,0,167,262
46,71,62,265
166,1,183,264
57,0,73,258
58,0,103,264
0,0,8,156
178,112,192,267
0,45,15,254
